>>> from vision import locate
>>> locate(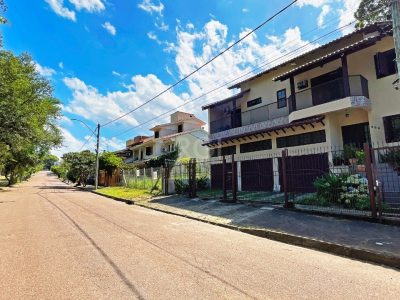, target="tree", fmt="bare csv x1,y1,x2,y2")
0,51,62,185
99,152,123,176
355,0,391,28
62,151,96,186
43,154,59,170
